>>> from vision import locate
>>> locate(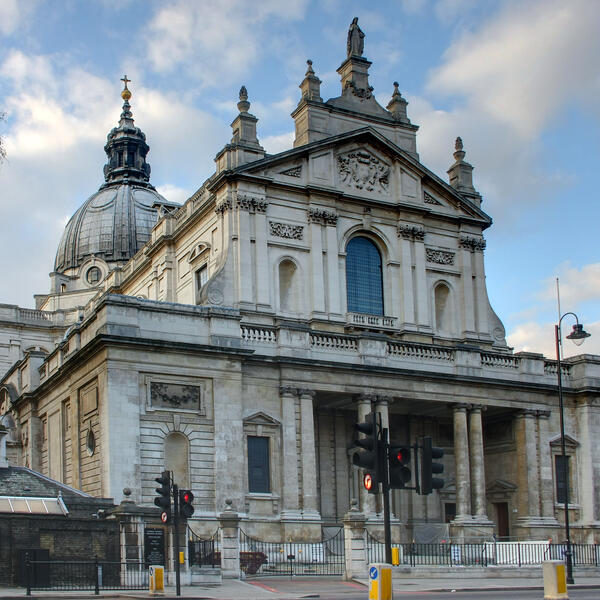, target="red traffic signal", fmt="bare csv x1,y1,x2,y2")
179,489,195,518
389,445,411,489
